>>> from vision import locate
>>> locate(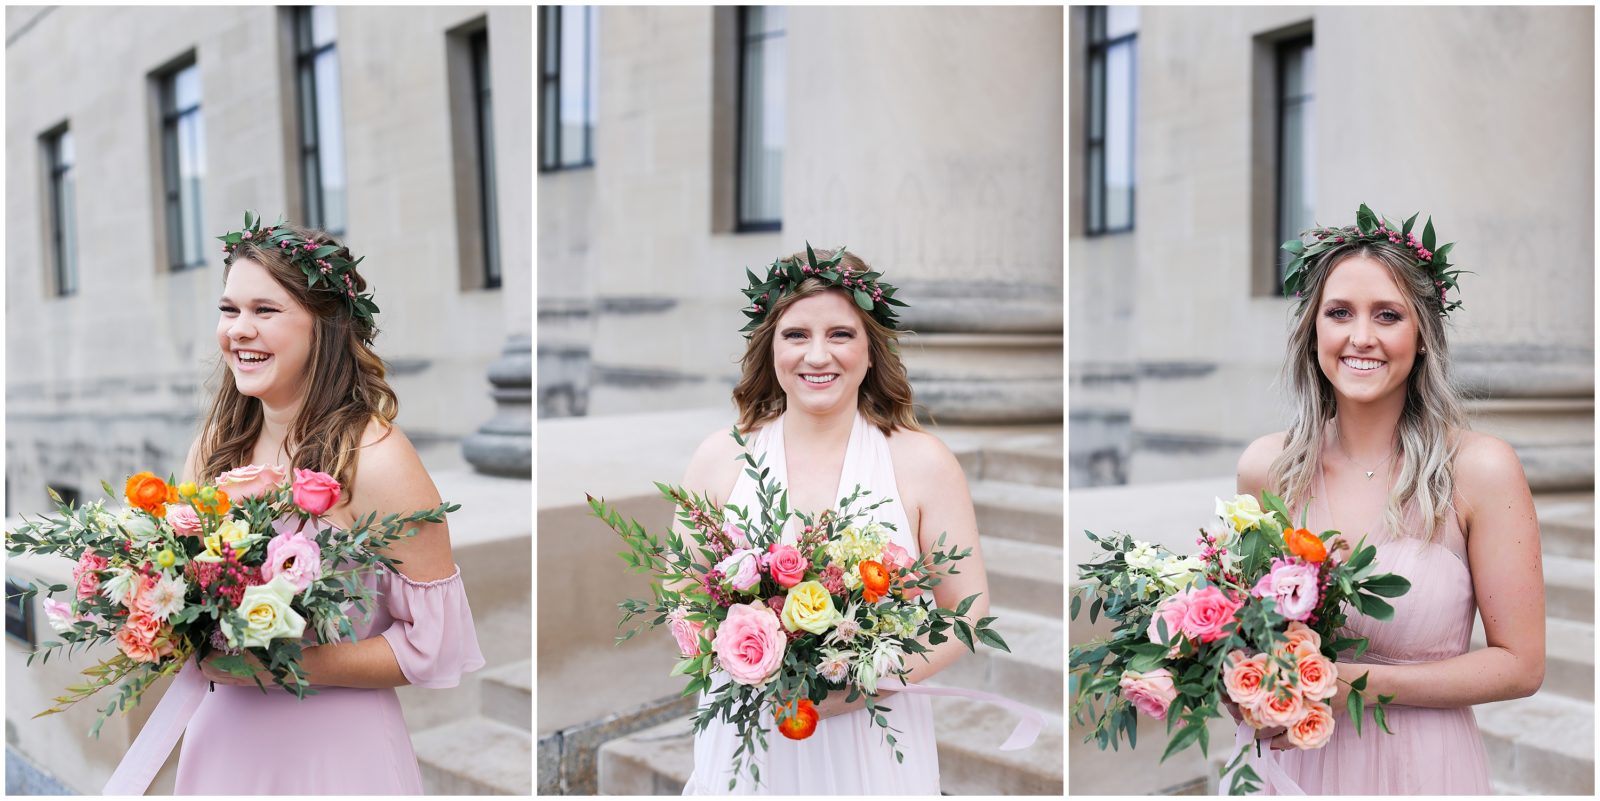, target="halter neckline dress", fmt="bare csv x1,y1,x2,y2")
681,411,941,795
1266,458,1492,794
